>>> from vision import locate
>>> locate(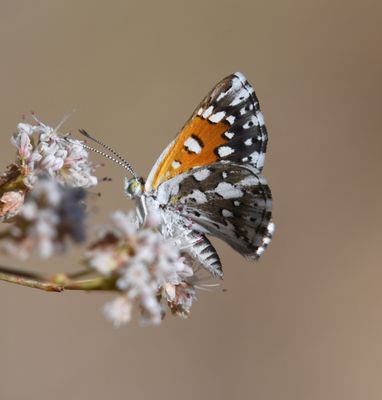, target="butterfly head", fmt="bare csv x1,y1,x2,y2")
124,176,145,199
